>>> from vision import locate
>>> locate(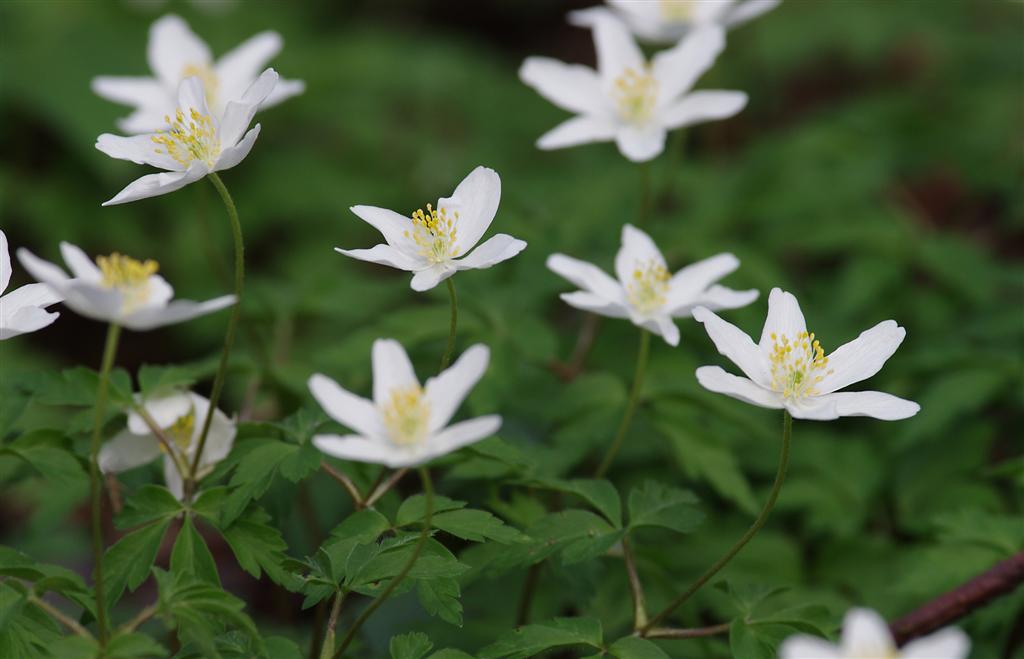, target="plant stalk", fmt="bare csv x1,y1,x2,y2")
594,329,651,478
440,278,458,370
